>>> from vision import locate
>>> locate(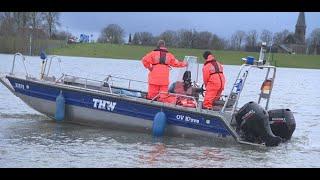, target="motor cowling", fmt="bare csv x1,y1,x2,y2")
235,101,282,147
268,109,296,141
